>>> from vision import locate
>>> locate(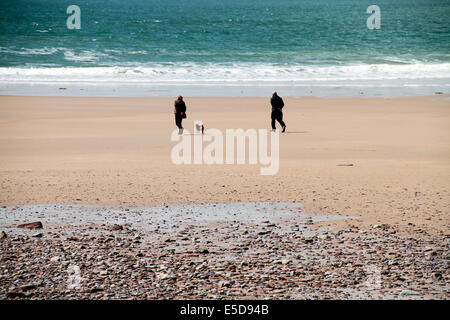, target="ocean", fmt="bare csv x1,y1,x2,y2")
0,0,449,97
